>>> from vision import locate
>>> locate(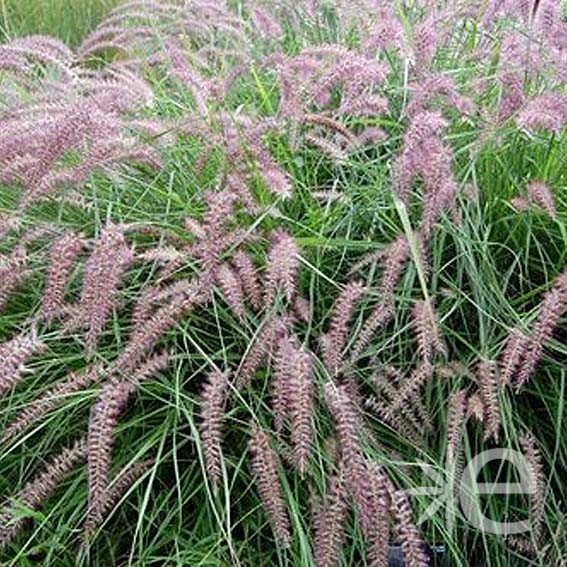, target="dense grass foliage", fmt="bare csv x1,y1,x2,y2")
0,0,119,45
0,1,566,566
